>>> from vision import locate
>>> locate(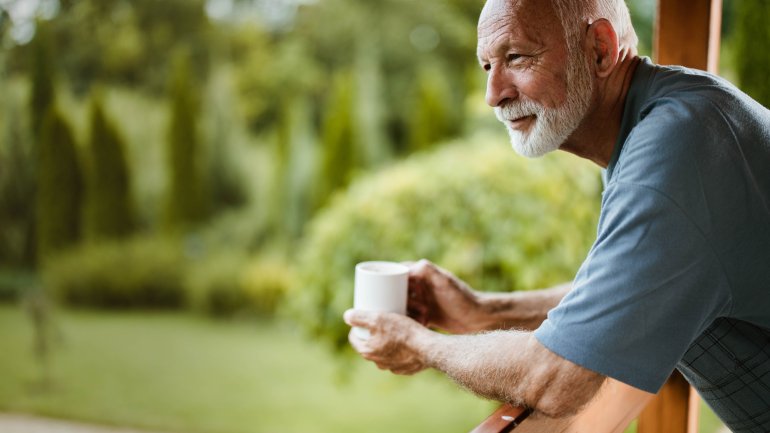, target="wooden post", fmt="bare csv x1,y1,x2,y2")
654,0,723,73
637,371,699,433
650,2,723,428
